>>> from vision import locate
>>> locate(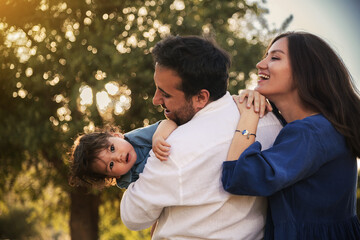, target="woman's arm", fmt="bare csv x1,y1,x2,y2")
152,119,178,161
226,95,260,161
226,89,272,161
